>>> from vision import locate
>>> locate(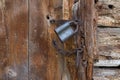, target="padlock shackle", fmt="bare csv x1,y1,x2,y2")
69,21,78,34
